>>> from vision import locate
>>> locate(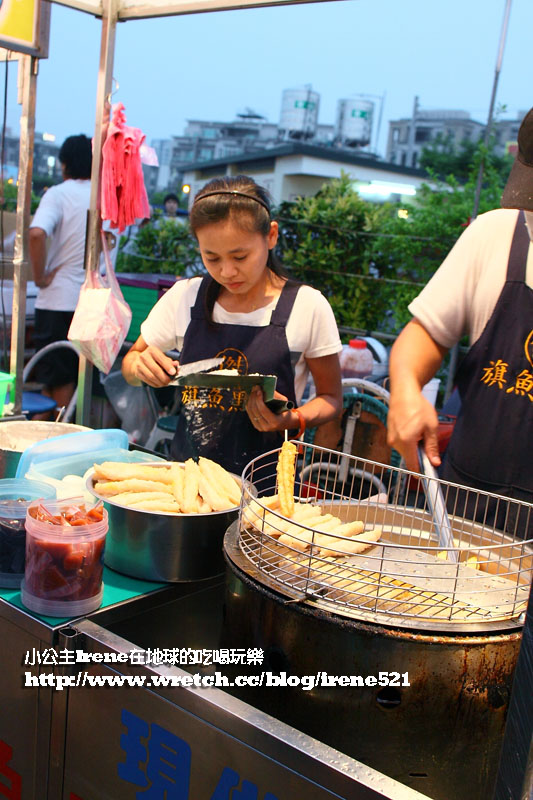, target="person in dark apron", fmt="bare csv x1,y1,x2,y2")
440,211,533,537
170,276,300,474
122,175,343,478
387,107,533,539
